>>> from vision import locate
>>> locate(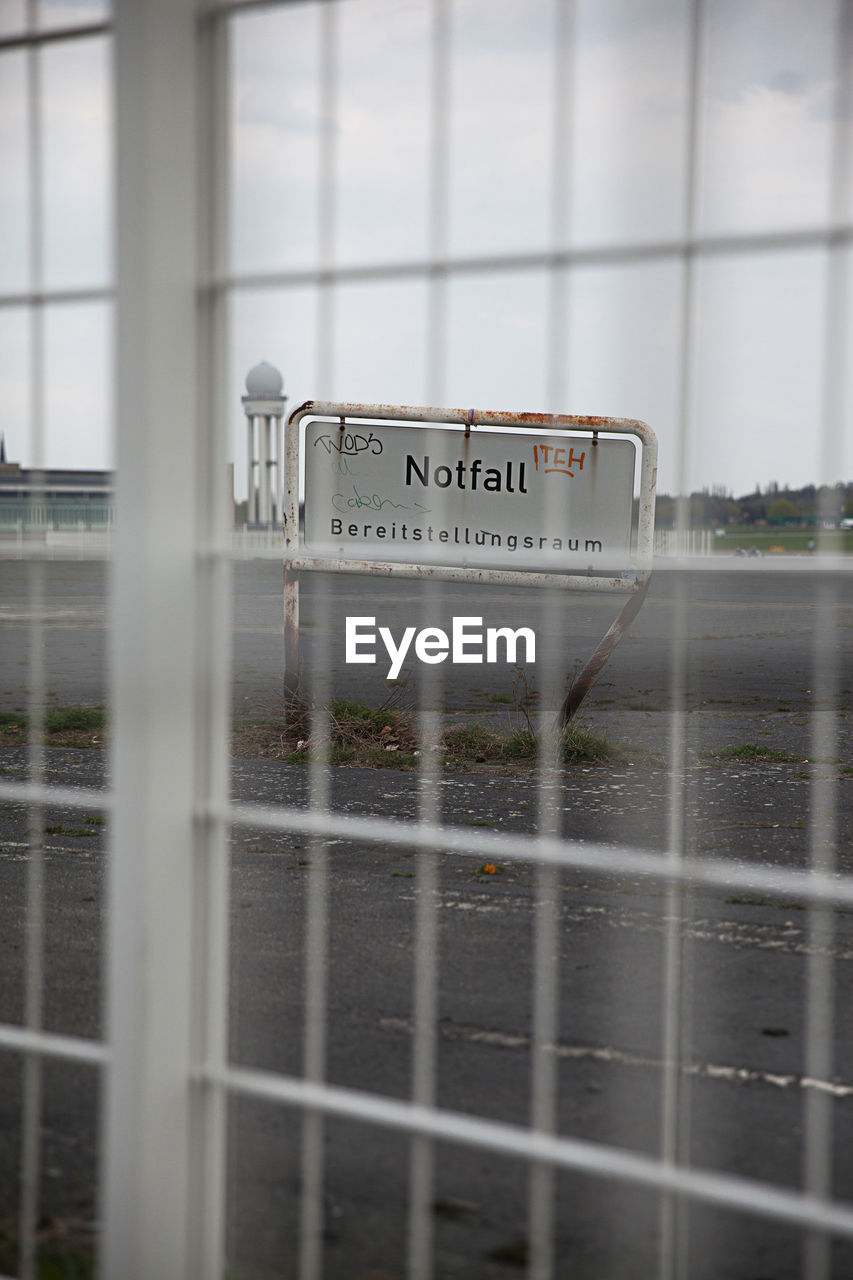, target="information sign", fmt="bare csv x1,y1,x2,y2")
302,418,637,574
